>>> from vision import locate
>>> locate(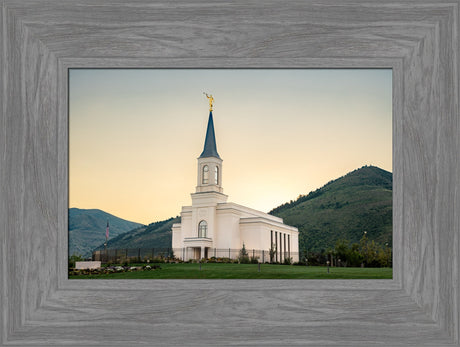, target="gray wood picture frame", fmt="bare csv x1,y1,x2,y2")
1,1,459,346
